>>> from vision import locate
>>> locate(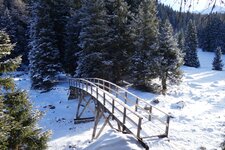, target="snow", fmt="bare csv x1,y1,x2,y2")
194,5,225,14
84,130,144,150
14,49,225,150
